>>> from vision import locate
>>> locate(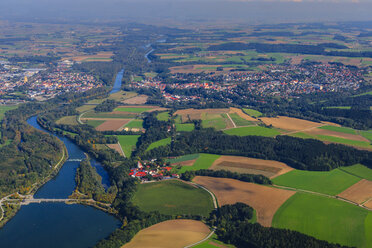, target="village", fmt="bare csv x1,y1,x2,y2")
129,160,180,182
129,62,364,102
